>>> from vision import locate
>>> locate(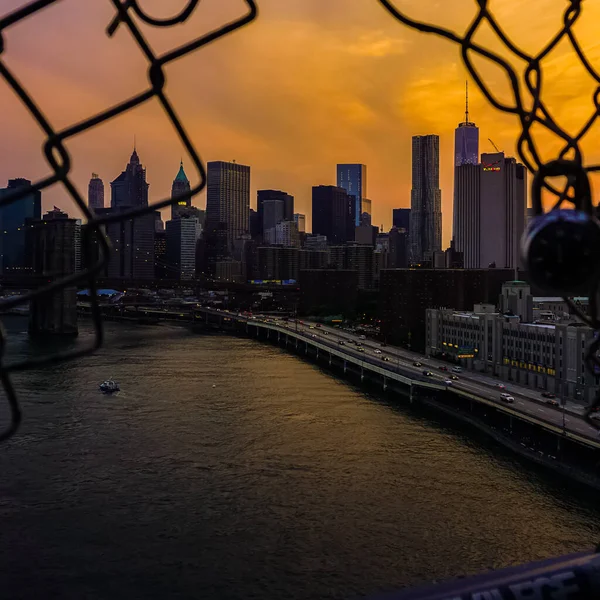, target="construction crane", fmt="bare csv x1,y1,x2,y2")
488,138,502,153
